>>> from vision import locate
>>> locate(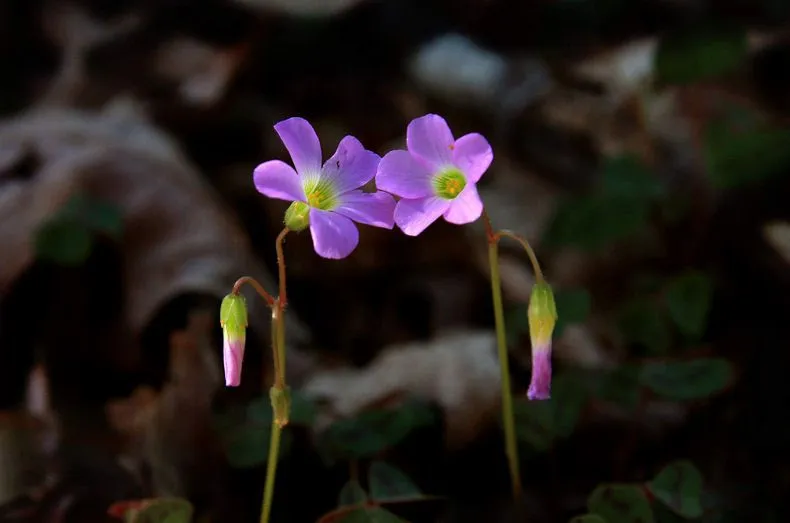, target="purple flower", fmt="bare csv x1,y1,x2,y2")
223,330,245,387
527,341,552,400
527,282,556,400
376,114,493,236
220,293,247,387
254,117,396,259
